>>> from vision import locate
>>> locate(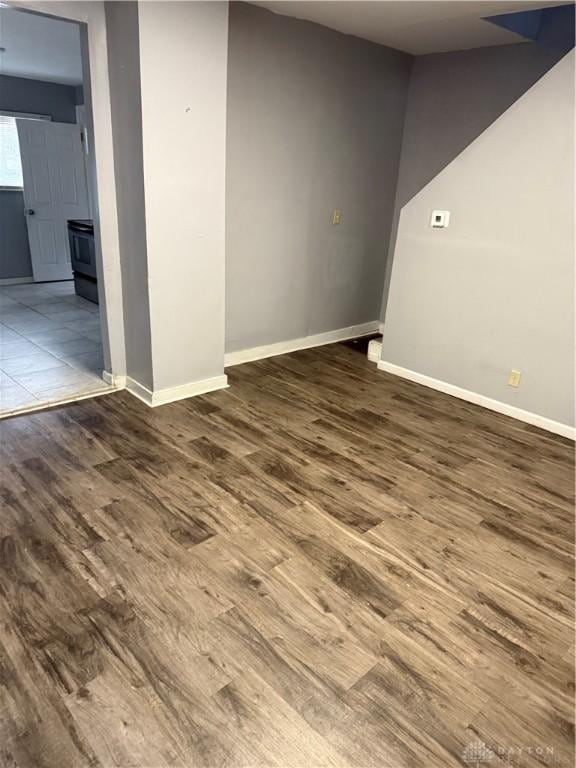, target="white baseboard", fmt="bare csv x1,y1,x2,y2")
125,377,153,406
126,374,228,408
367,339,383,363
224,321,380,367
377,360,575,440
102,370,127,388
0,276,35,286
